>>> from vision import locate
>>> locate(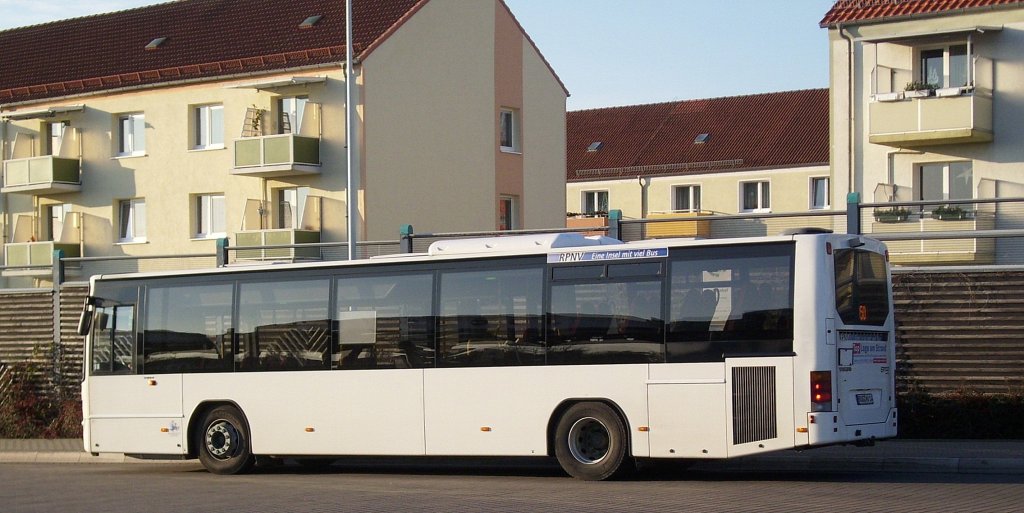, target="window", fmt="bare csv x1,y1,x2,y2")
918,162,972,204
276,187,309,229
237,278,330,371
195,194,226,238
498,195,518,230
499,108,520,152
193,104,224,149
144,282,233,373
117,113,145,156
810,177,830,210
667,244,794,362
741,181,771,212
834,249,889,327
336,273,434,369
118,198,146,243
46,121,67,156
278,96,307,134
673,185,701,212
582,190,609,215
439,266,544,367
46,203,72,242
91,304,136,375
920,44,969,88
549,261,664,365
